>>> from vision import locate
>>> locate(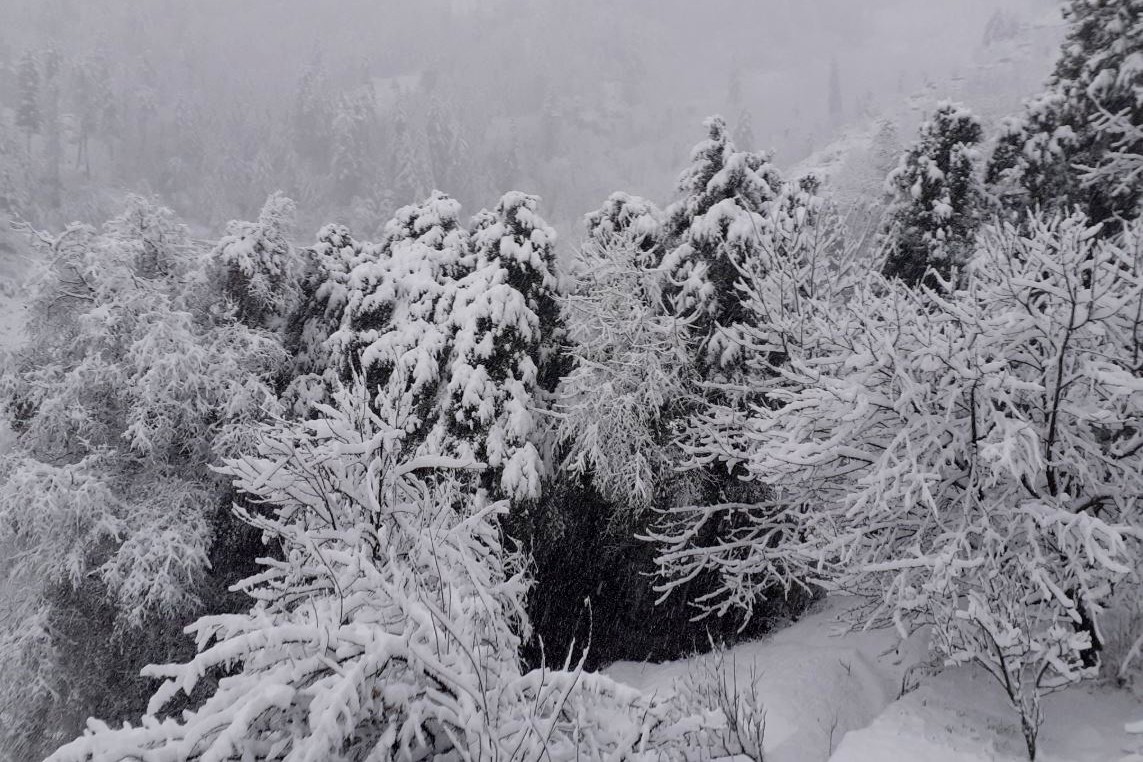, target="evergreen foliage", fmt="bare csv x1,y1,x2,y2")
211,193,301,331
882,102,986,287
987,0,1143,228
